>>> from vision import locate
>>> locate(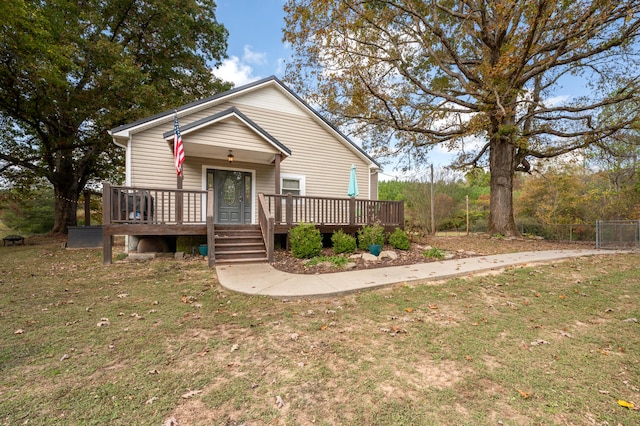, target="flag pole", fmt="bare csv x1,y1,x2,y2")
174,110,184,223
